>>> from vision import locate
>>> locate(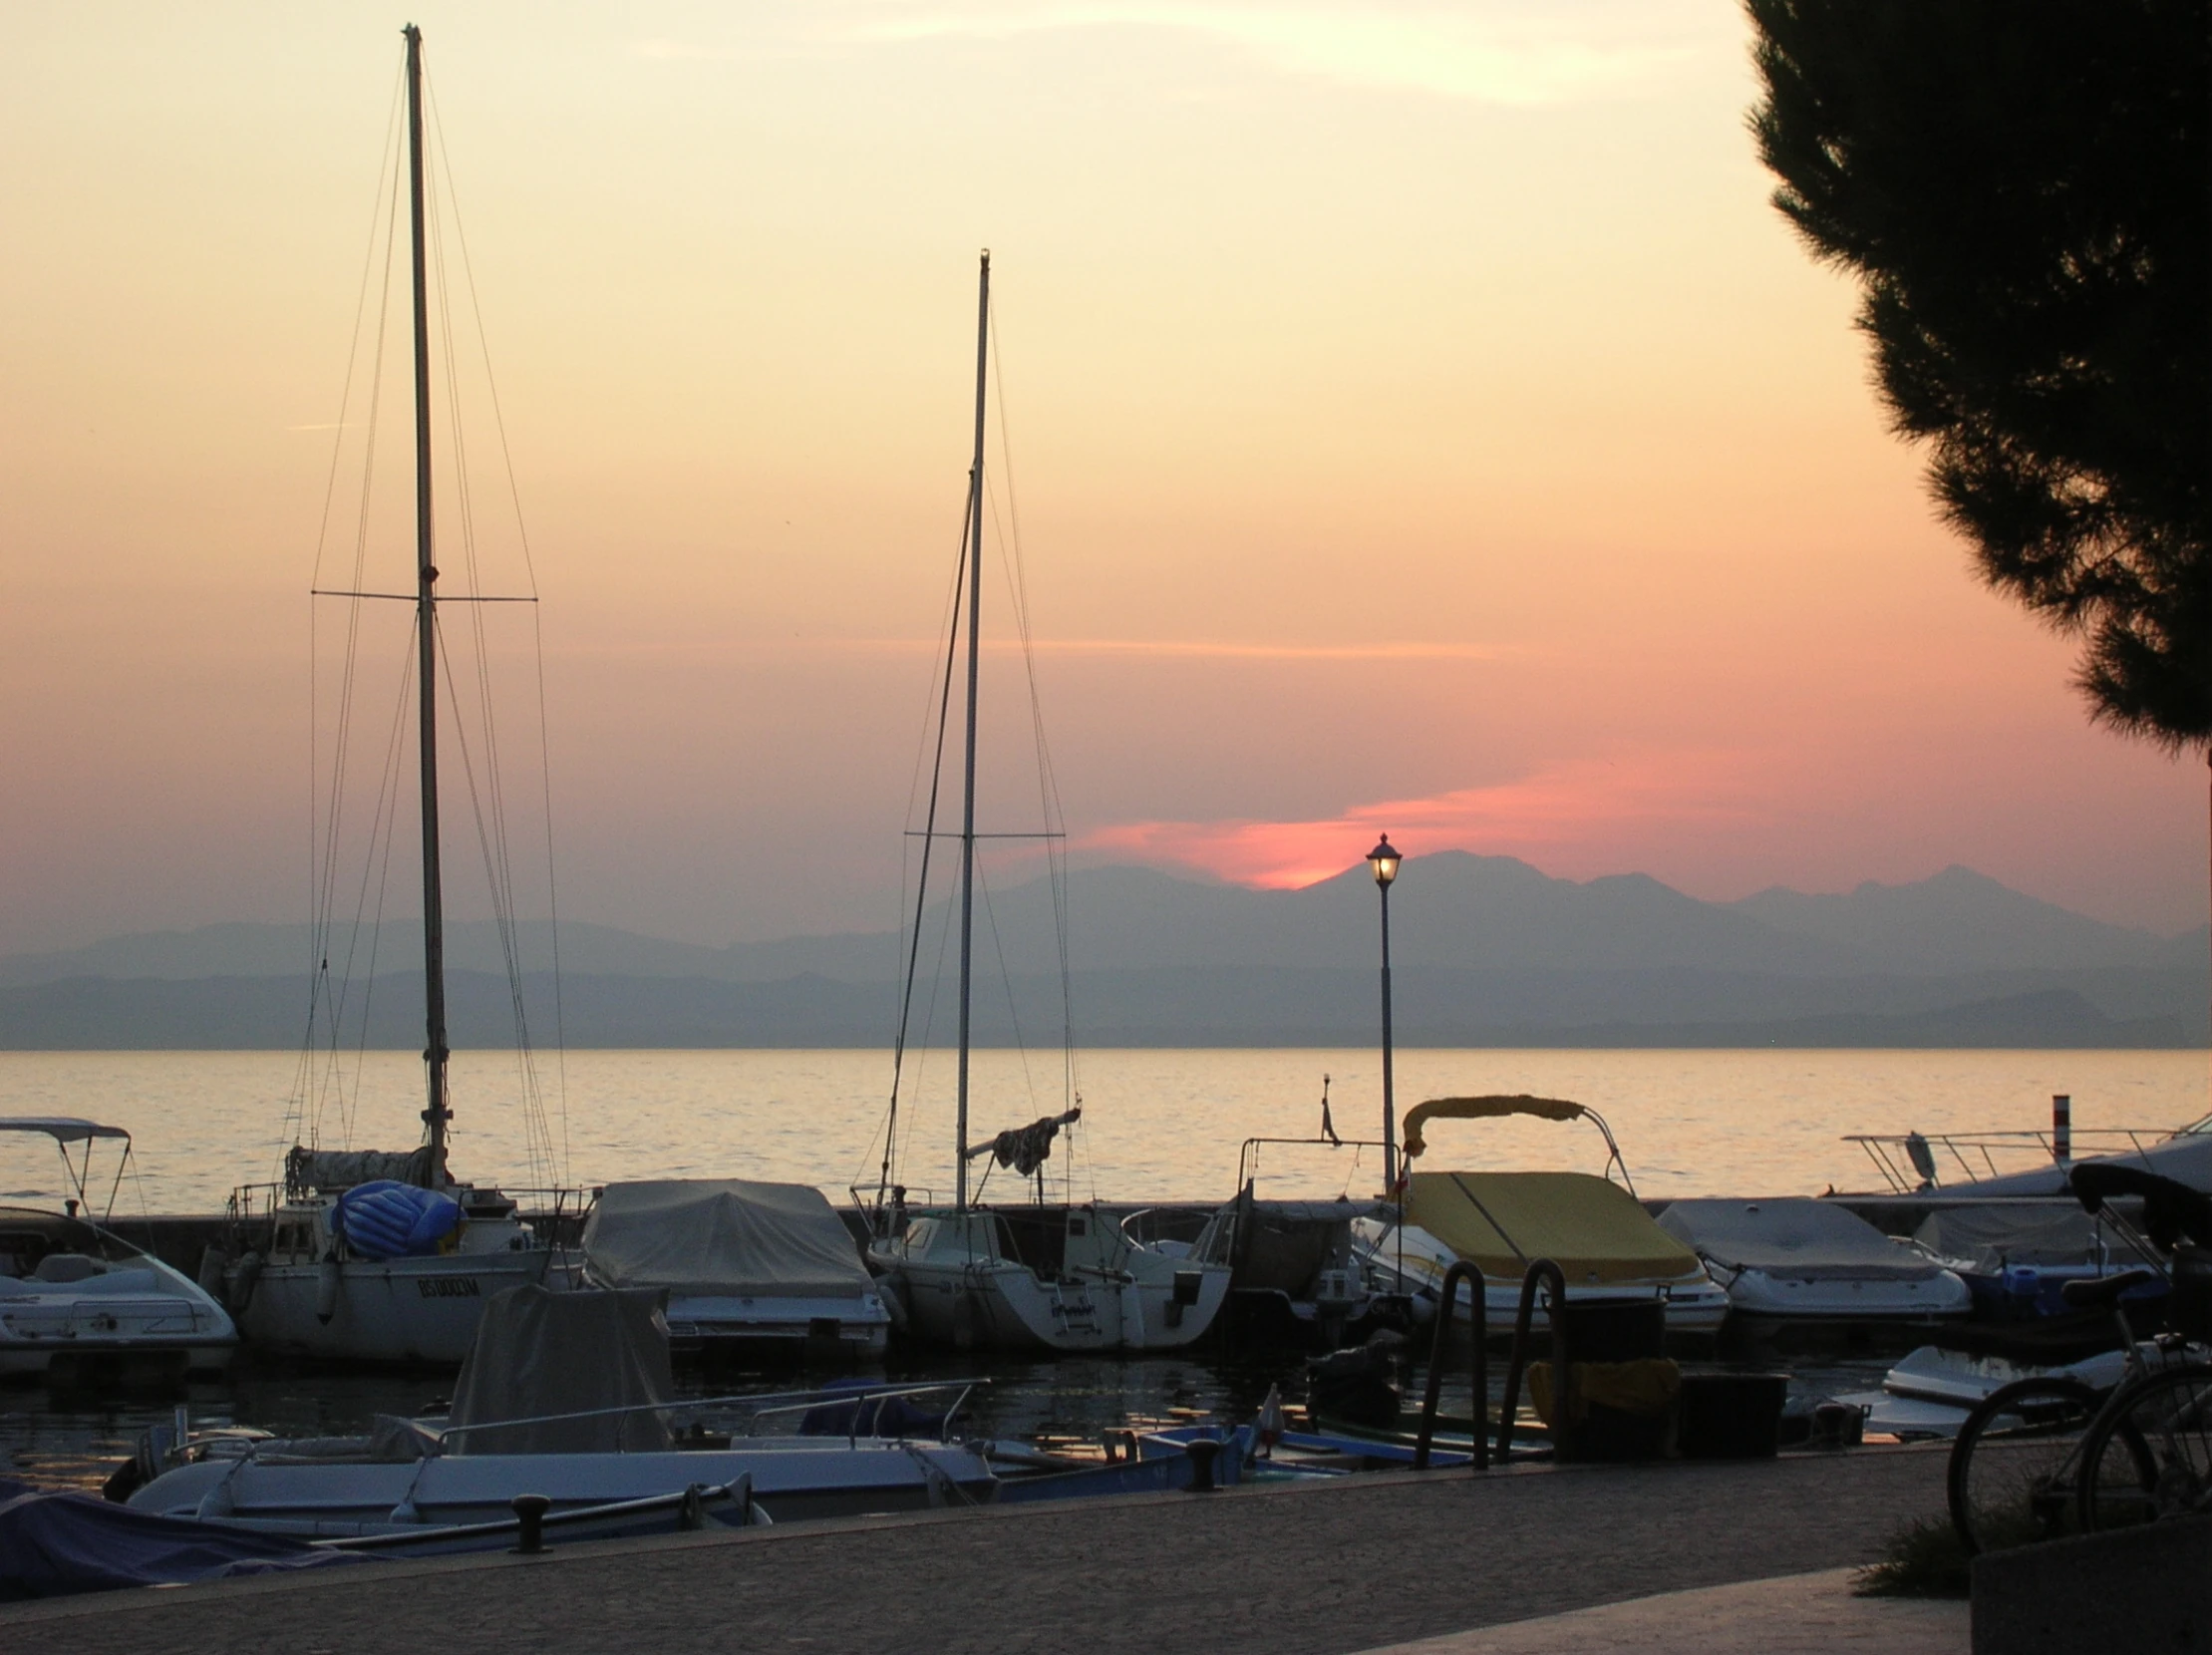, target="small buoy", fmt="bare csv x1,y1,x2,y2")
316,1254,342,1325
